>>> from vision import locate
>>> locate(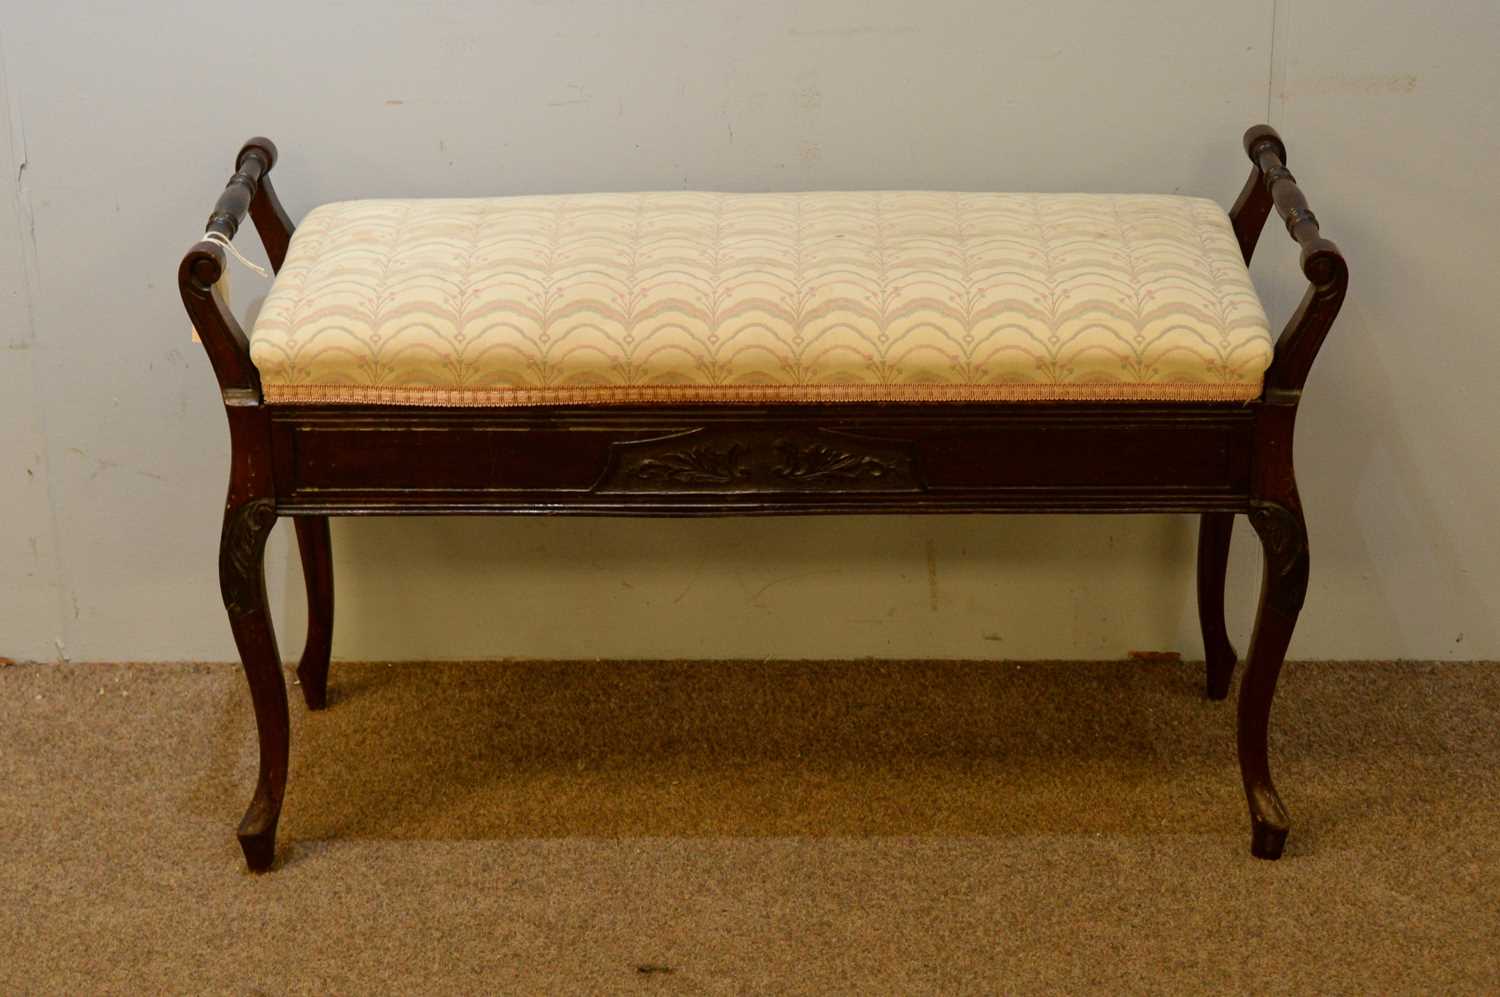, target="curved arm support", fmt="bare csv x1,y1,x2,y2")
178,243,259,398
1269,247,1348,395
